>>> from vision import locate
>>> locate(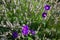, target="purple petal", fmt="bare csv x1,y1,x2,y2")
44,5,50,10
30,30,35,35
12,31,18,38
22,25,29,36
42,12,47,18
